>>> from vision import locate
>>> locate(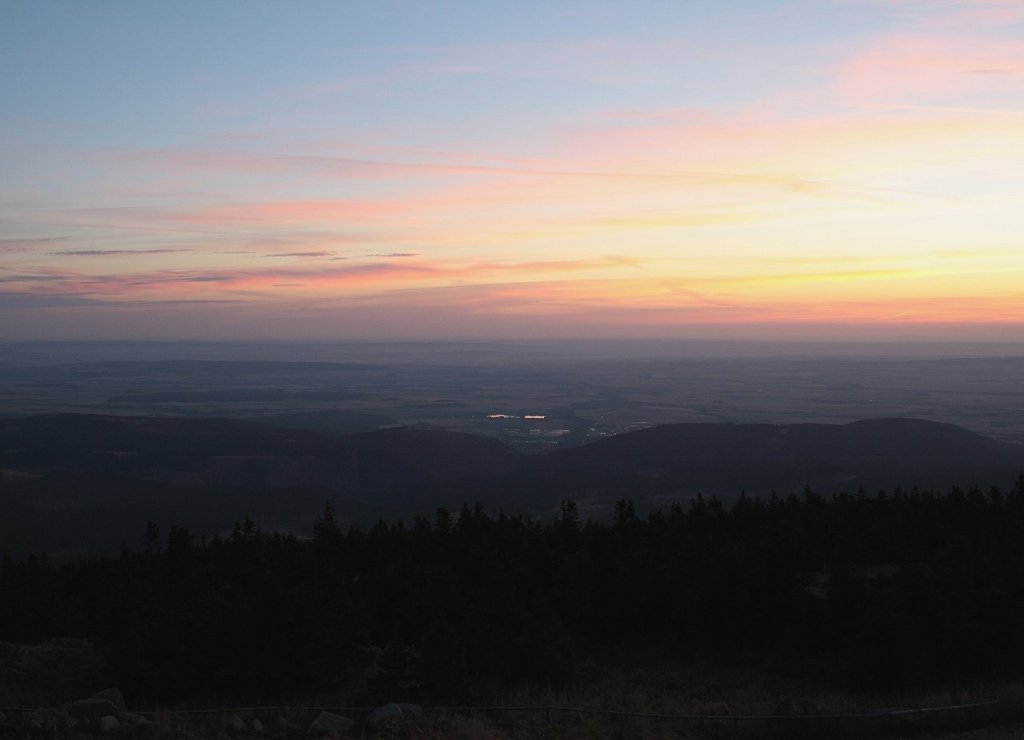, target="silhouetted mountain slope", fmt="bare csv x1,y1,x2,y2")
533,418,1024,492
0,413,336,458
248,408,396,435
2,414,1022,554
346,425,520,482
3,414,1021,494
0,414,521,554
0,413,518,489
